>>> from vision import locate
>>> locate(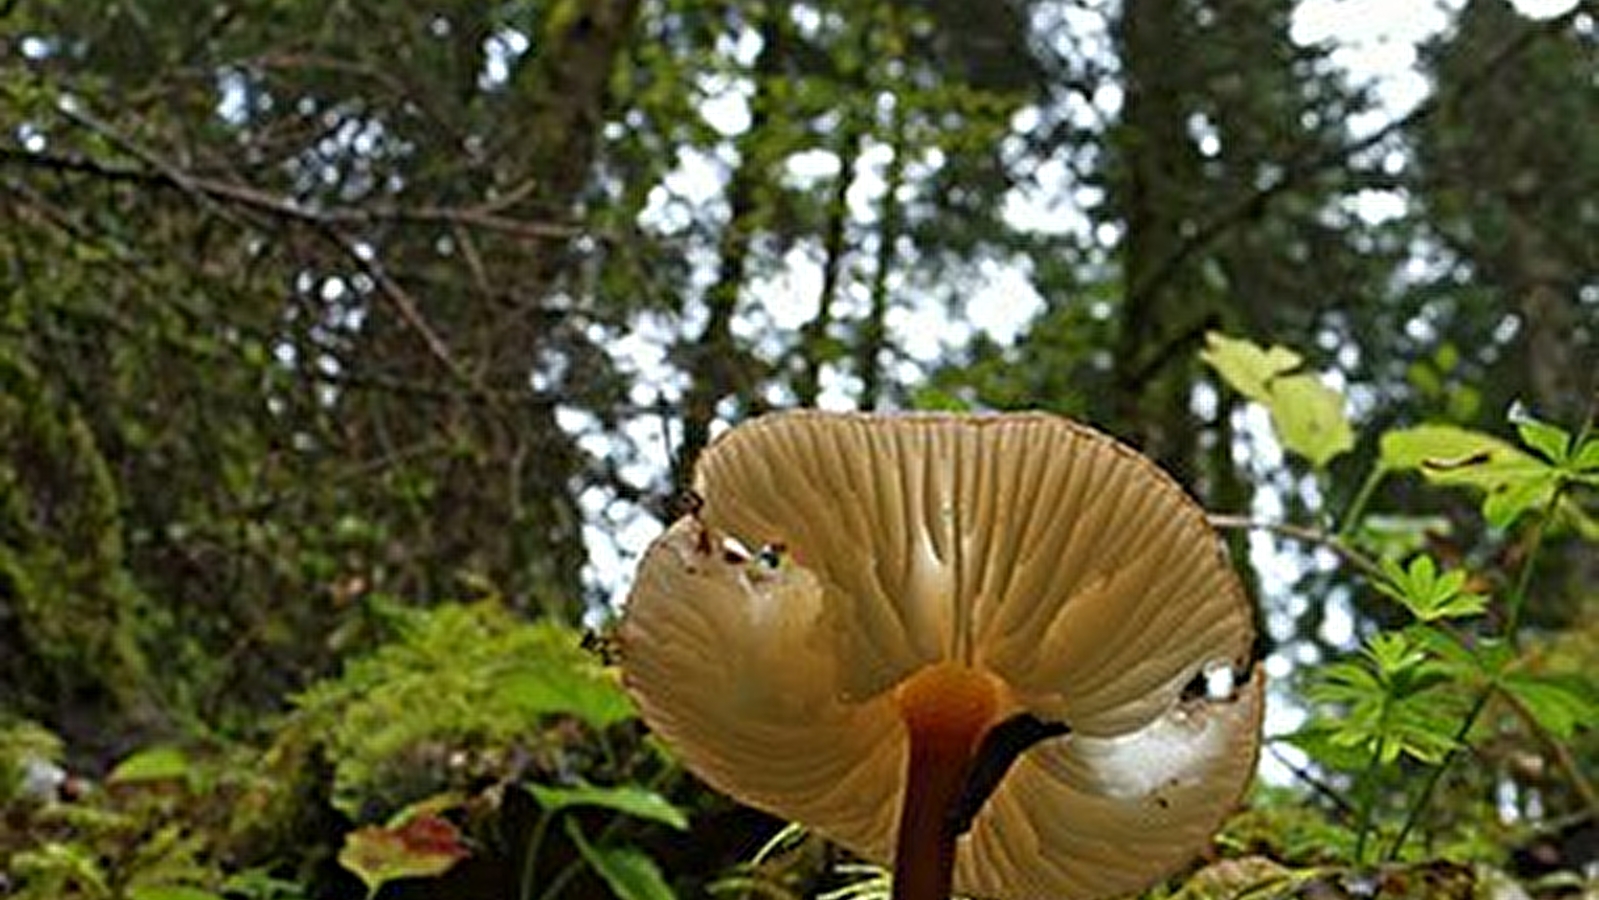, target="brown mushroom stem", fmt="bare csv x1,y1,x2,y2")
892,663,999,900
